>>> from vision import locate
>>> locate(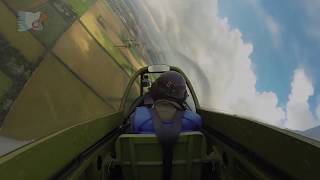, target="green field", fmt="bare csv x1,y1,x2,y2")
4,0,49,11
33,3,69,47
53,22,130,109
0,1,44,63
63,0,96,16
129,45,144,66
80,0,136,75
100,31,135,75
0,0,145,141
0,54,114,140
0,71,12,101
